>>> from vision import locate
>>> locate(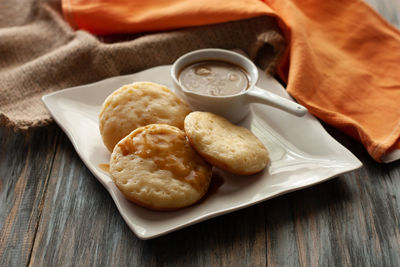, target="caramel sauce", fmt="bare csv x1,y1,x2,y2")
178,60,250,96
118,137,134,156
98,163,110,173
118,126,210,193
